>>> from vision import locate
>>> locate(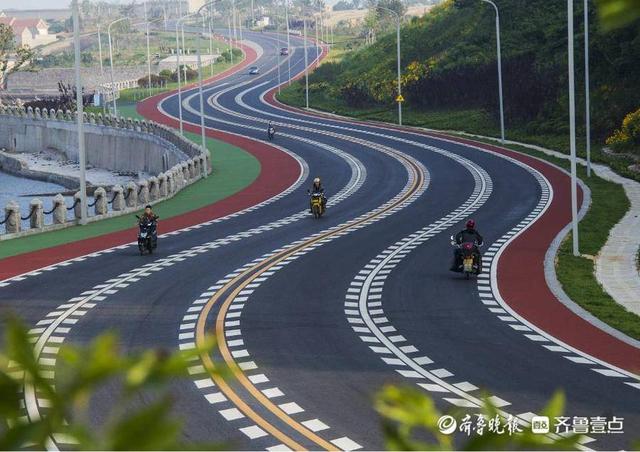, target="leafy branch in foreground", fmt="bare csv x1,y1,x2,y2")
596,0,640,29
375,385,586,451
0,317,223,450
